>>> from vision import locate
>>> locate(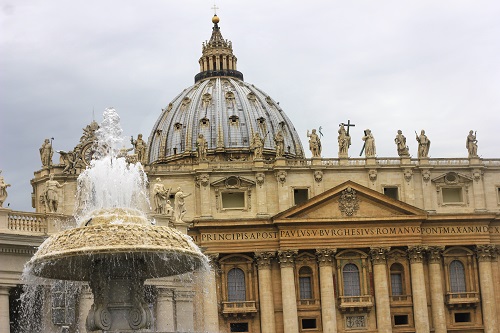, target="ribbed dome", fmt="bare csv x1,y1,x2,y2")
147,16,304,164
148,77,304,163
